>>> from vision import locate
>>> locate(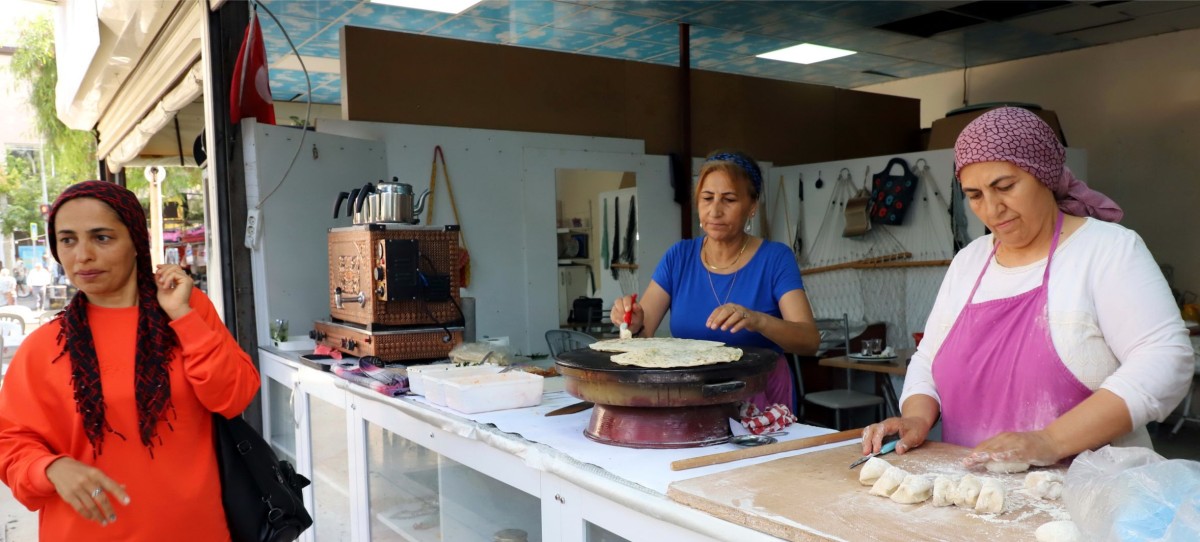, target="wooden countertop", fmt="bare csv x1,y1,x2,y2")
819,348,913,376
668,441,1069,541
